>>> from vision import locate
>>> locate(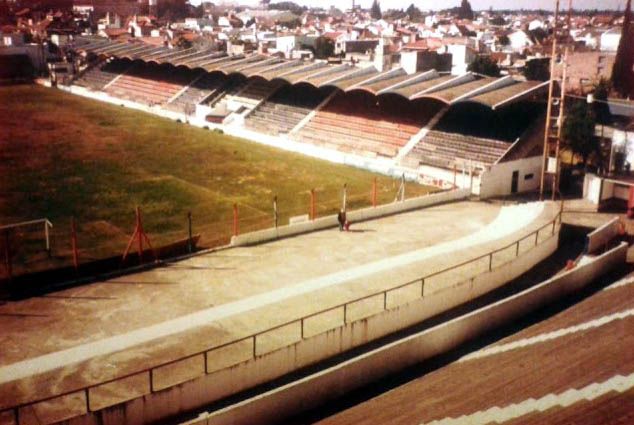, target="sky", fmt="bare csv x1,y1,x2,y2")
228,0,629,11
